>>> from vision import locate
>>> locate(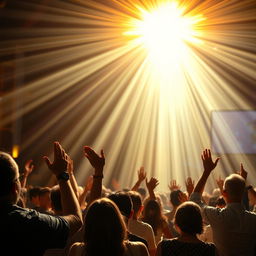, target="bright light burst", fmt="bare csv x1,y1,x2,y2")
0,0,256,191
125,2,204,69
